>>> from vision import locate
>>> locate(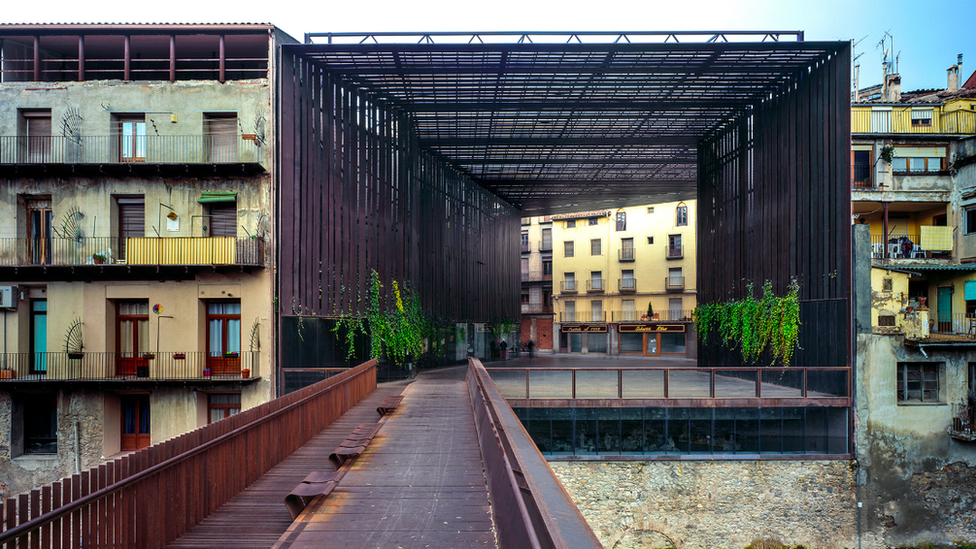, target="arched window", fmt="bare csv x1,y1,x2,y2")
616,209,626,231
676,203,688,227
